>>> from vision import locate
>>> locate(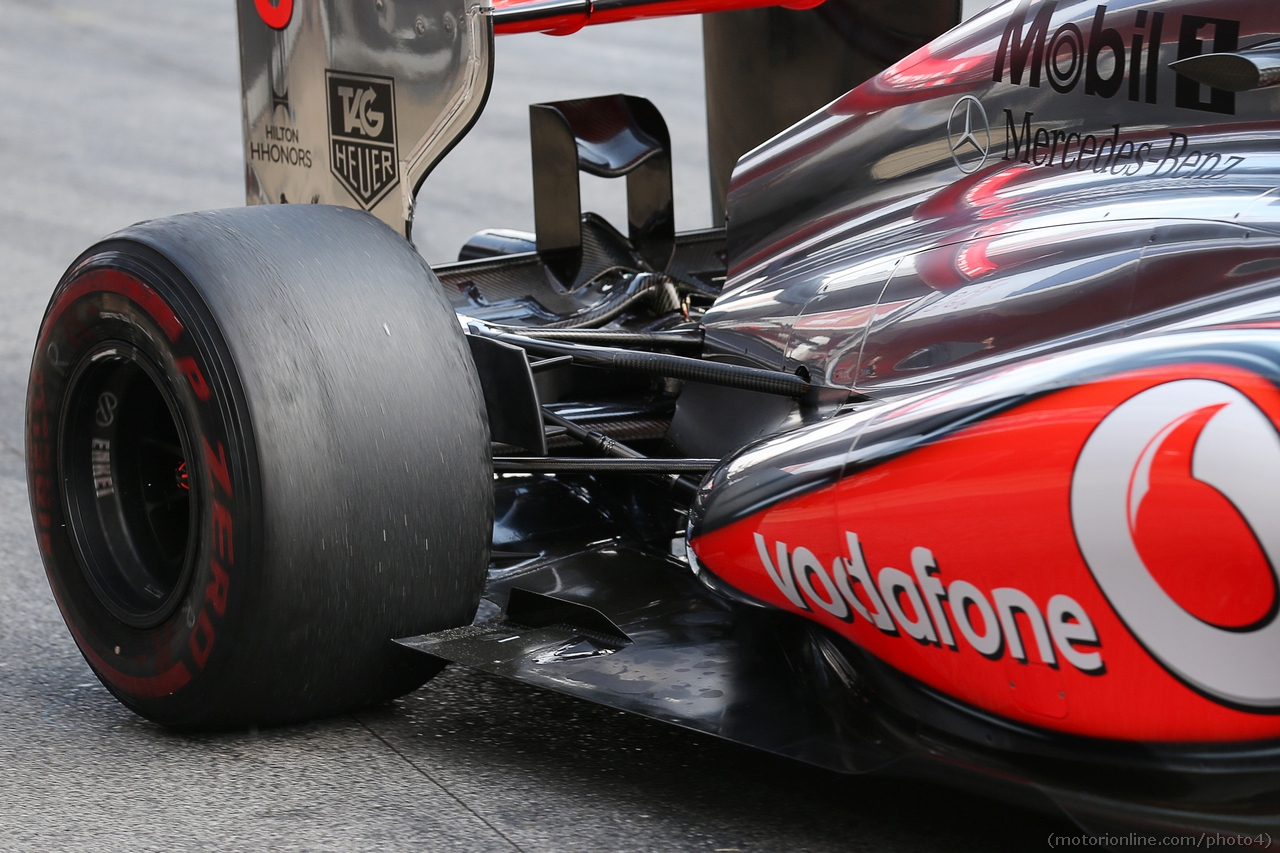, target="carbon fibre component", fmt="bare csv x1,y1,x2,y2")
475,327,810,397
505,587,631,645
436,222,726,327
398,538,900,775
540,407,646,459
458,228,538,261
467,335,548,453
490,416,671,455
490,397,675,454
1170,46,1280,92
398,476,1280,837
492,456,717,472
528,272,679,331
531,95,674,280
510,328,704,350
